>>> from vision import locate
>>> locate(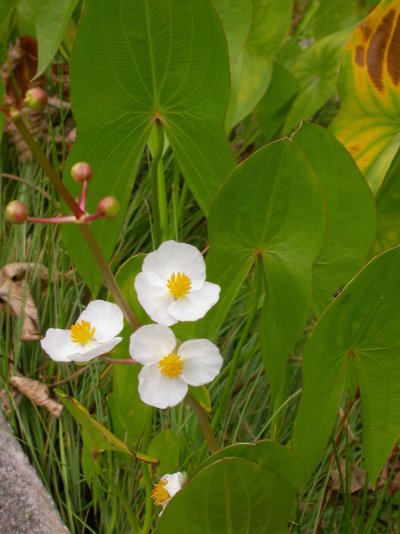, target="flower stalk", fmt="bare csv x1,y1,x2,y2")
11,113,139,331
150,119,165,247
